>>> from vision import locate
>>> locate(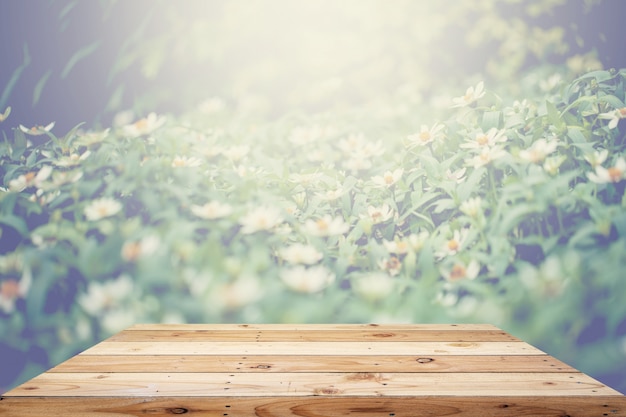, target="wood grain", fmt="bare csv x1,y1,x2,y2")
2,396,626,417
107,329,520,342
79,341,544,356
2,324,624,416
50,354,576,373
8,372,617,397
